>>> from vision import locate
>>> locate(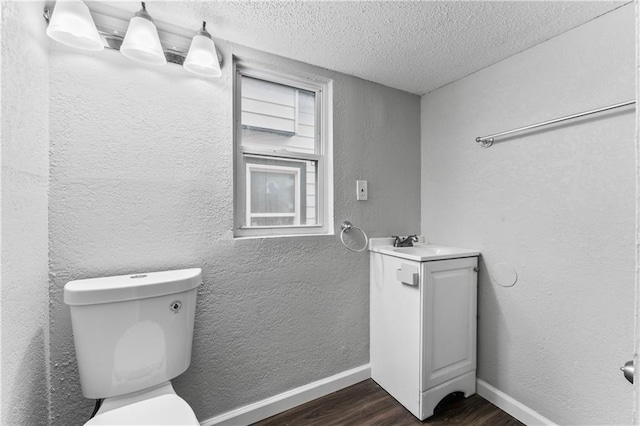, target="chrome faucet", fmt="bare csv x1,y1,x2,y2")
392,235,419,247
